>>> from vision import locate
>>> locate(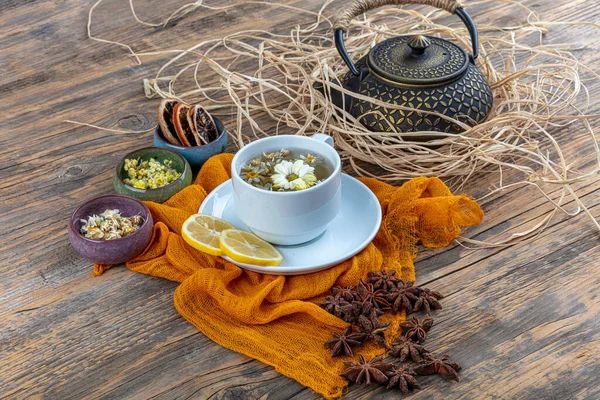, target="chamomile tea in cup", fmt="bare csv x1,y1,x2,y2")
231,134,341,245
